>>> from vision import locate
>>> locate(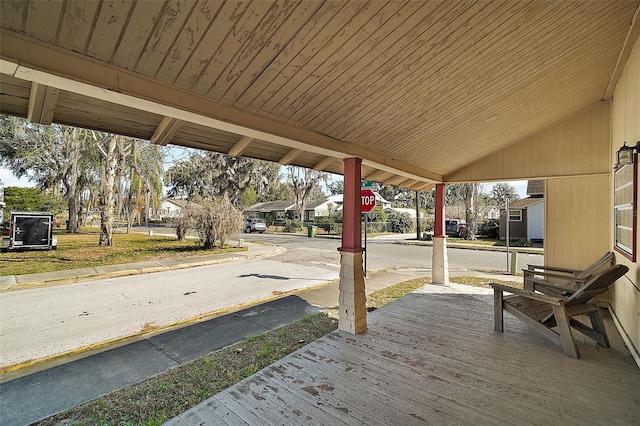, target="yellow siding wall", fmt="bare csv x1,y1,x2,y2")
610,33,640,359
545,176,611,272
